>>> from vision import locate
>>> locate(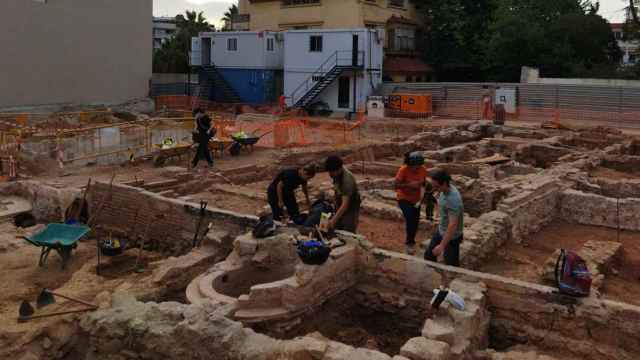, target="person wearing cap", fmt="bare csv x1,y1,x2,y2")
325,155,361,233
395,152,428,254
424,170,464,266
